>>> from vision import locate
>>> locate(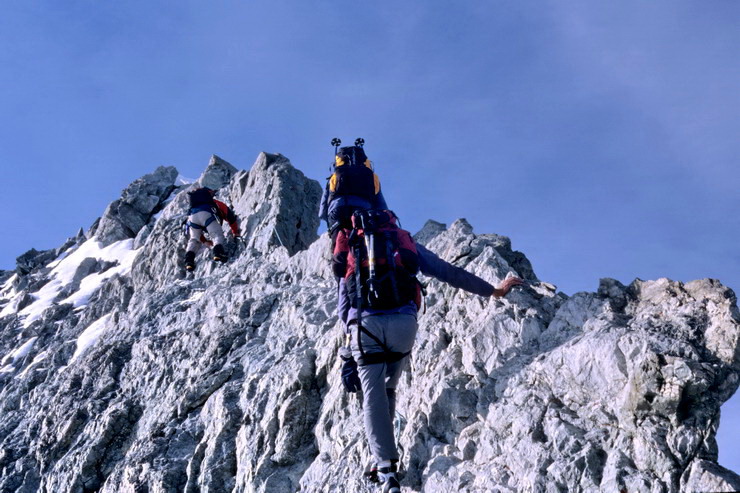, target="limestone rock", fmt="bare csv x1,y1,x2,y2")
414,219,447,246
0,153,737,493
227,152,322,256
682,459,740,492
95,166,178,246
198,154,238,190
